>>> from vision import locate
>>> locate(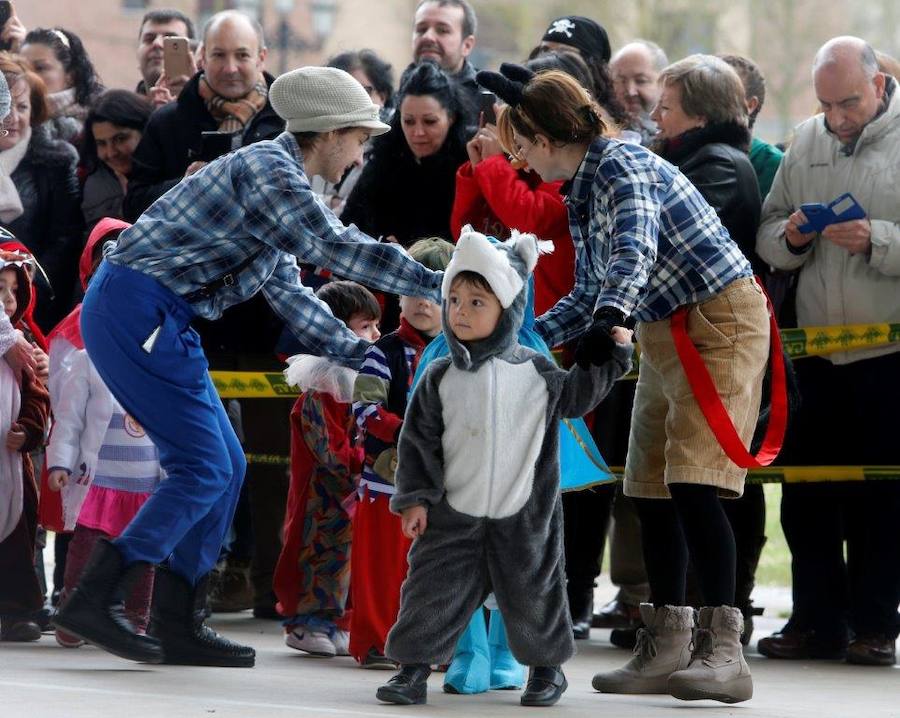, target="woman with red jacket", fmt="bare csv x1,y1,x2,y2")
452,51,628,317
451,148,572,317
450,56,579,318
